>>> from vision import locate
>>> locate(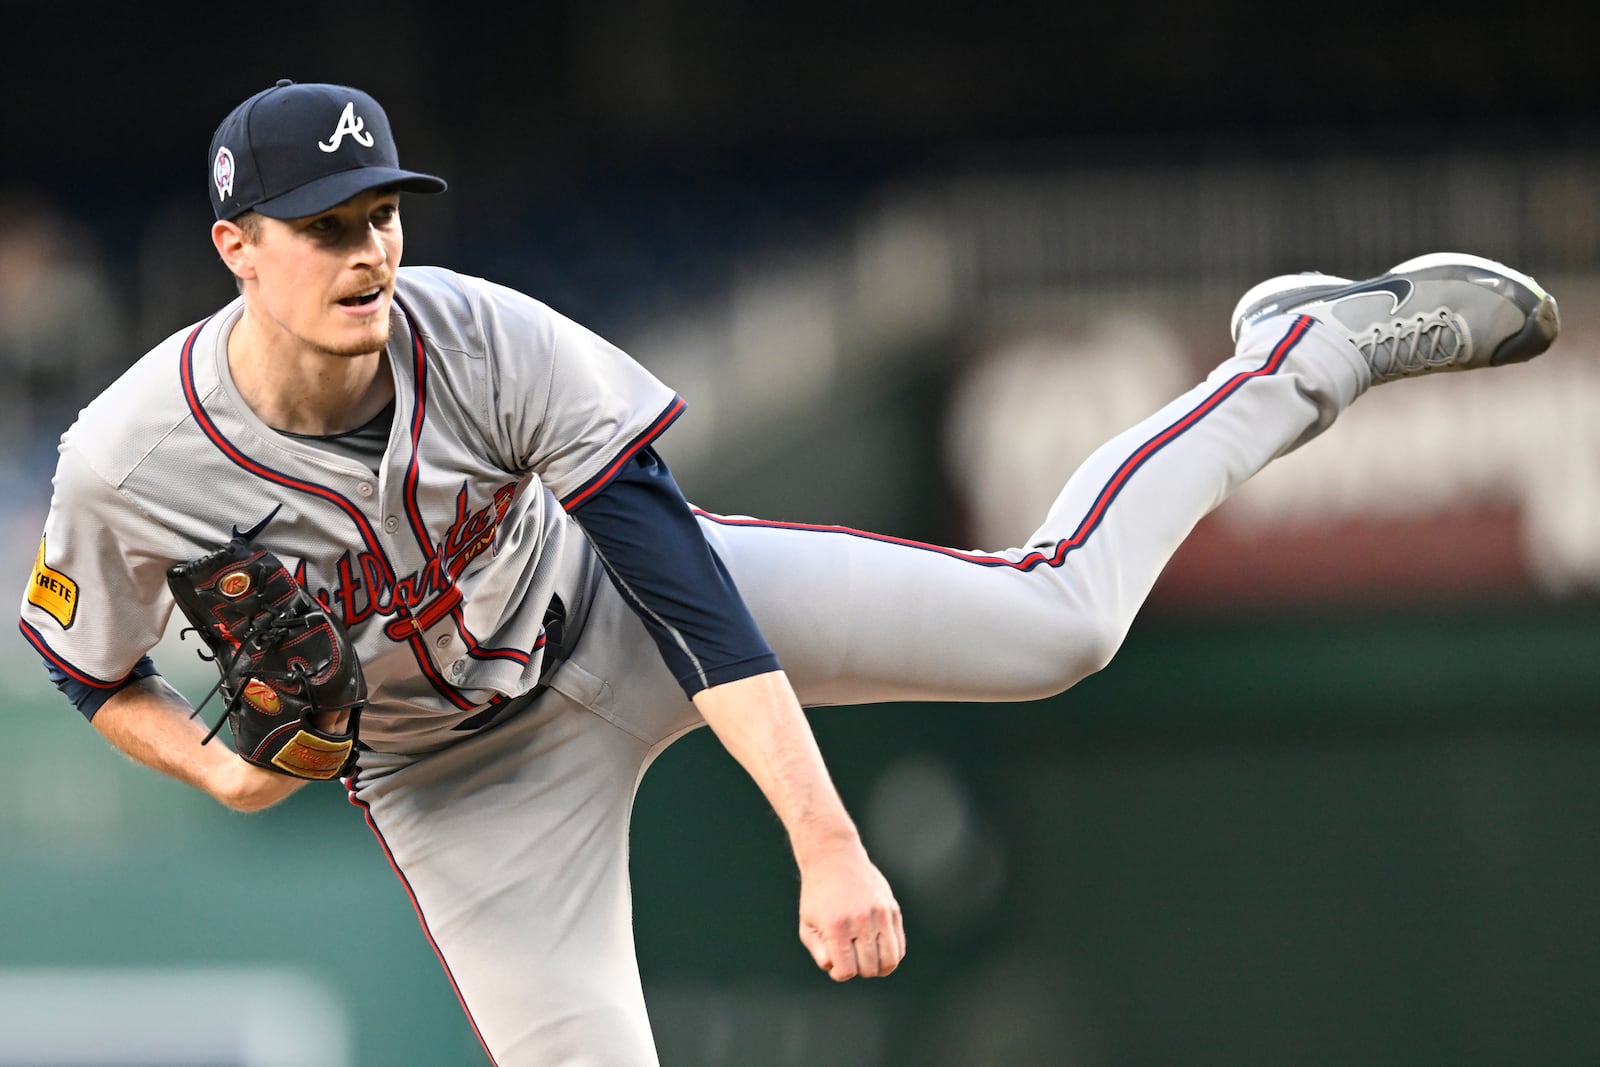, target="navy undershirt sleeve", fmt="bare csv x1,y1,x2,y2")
46,655,160,720
570,447,780,697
